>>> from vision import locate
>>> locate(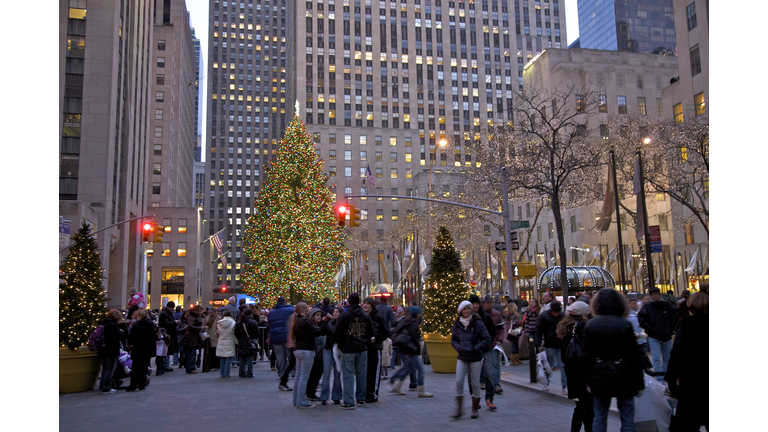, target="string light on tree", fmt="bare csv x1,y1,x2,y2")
240,115,346,307
422,226,470,337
